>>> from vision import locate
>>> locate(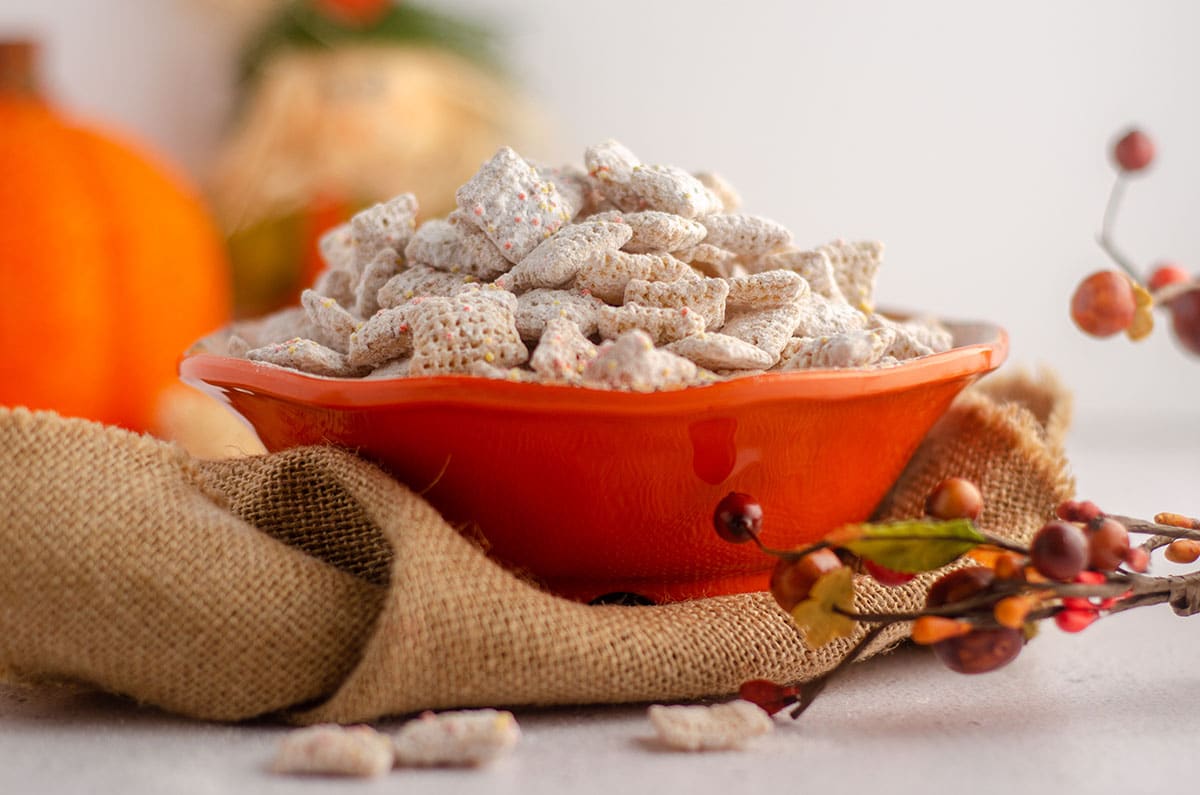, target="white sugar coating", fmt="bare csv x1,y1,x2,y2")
347,306,413,368
725,270,809,309
313,259,357,310
629,164,723,218
754,247,847,302
778,328,896,370
590,210,708,254
354,247,403,320
507,220,633,292
647,700,773,752
624,277,729,330
392,709,521,768
699,214,792,256
456,146,575,263
317,222,357,274
596,303,707,345
351,193,419,269
300,289,361,354
693,171,742,212
818,239,884,312
584,138,645,211
515,288,606,341
576,250,698,305
247,337,368,378
272,724,395,778
675,243,740,279
719,304,804,362
232,139,947,389
666,332,775,371
530,317,599,382
377,266,478,308
404,217,512,281
407,294,528,375
583,330,700,392
792,293,869,338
